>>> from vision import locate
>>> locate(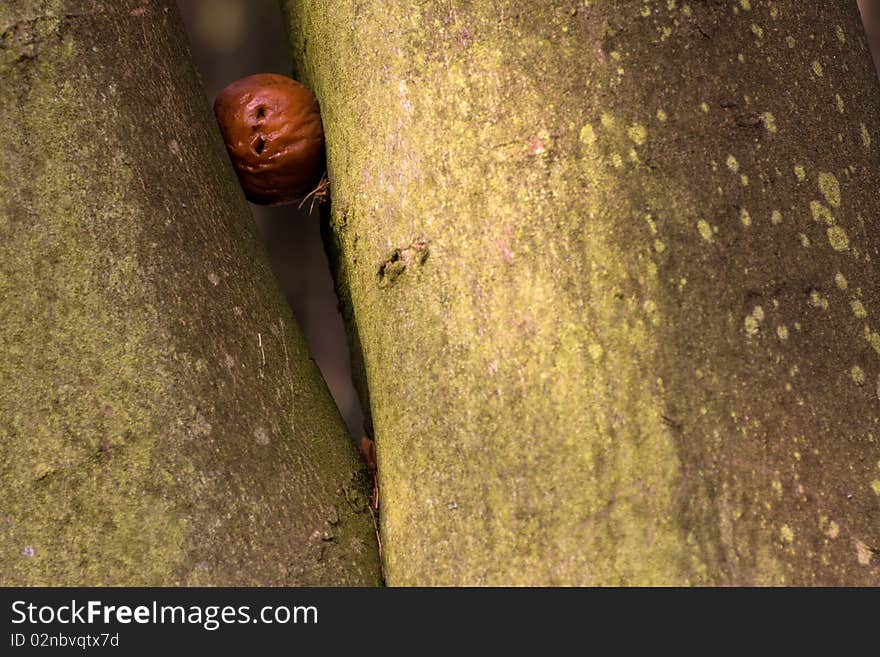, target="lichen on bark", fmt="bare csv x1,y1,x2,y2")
284,0,880,584
0,0,380,585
